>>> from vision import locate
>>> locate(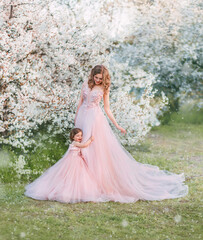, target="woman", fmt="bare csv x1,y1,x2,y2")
74,65,188,203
